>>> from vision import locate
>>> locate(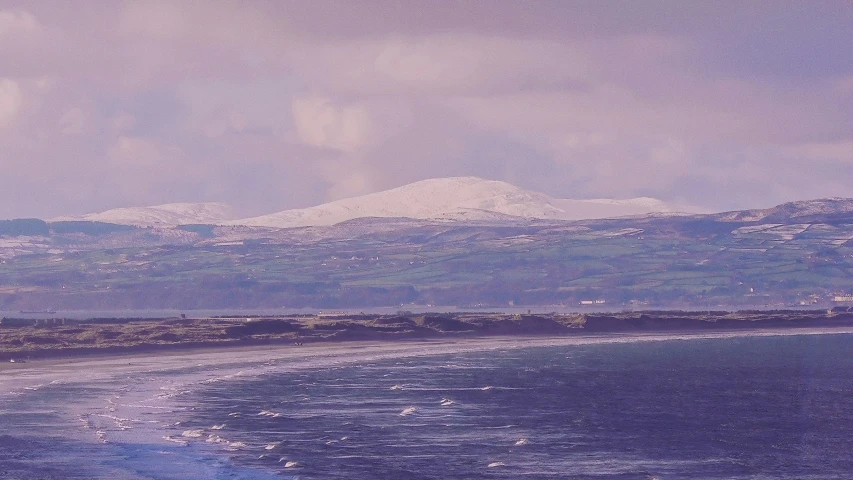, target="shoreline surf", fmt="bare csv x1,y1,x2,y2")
3,328,853,479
